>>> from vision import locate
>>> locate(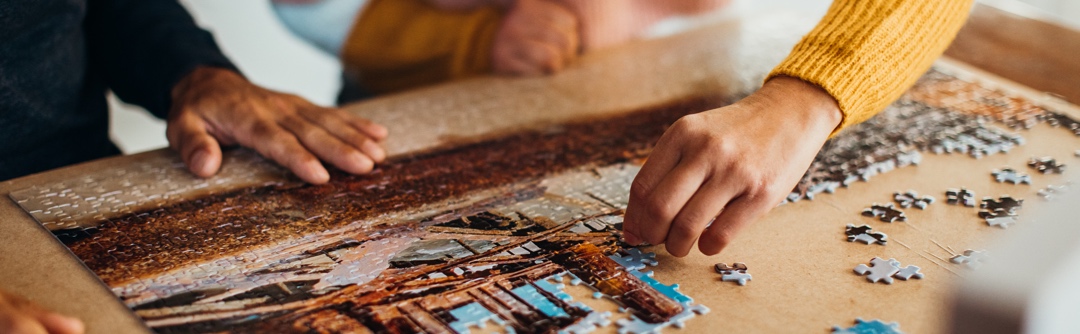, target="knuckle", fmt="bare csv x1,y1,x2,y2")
668,219,700,239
